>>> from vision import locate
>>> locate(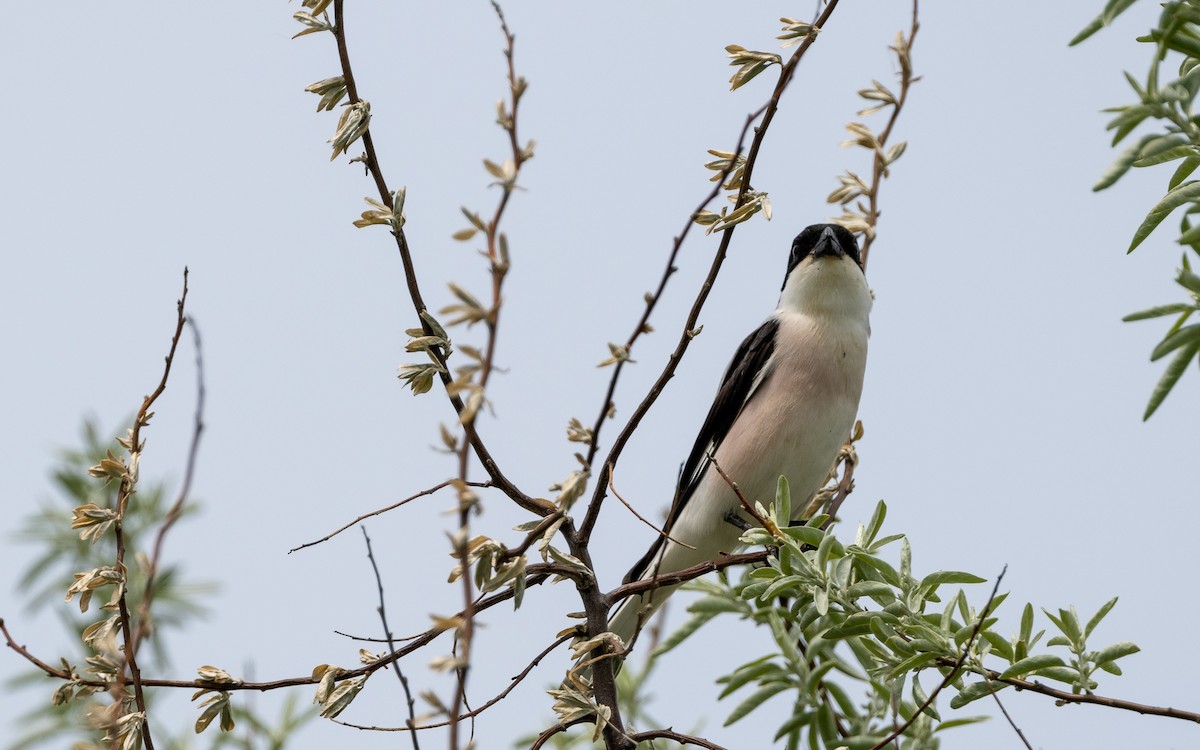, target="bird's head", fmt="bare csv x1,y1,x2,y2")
778,223,870,317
